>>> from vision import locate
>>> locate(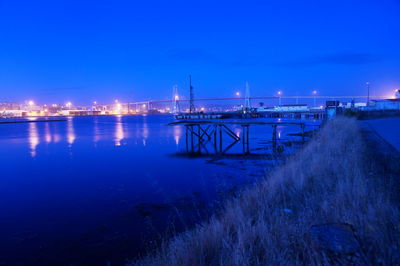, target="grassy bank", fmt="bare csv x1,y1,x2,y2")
134,117,400,265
